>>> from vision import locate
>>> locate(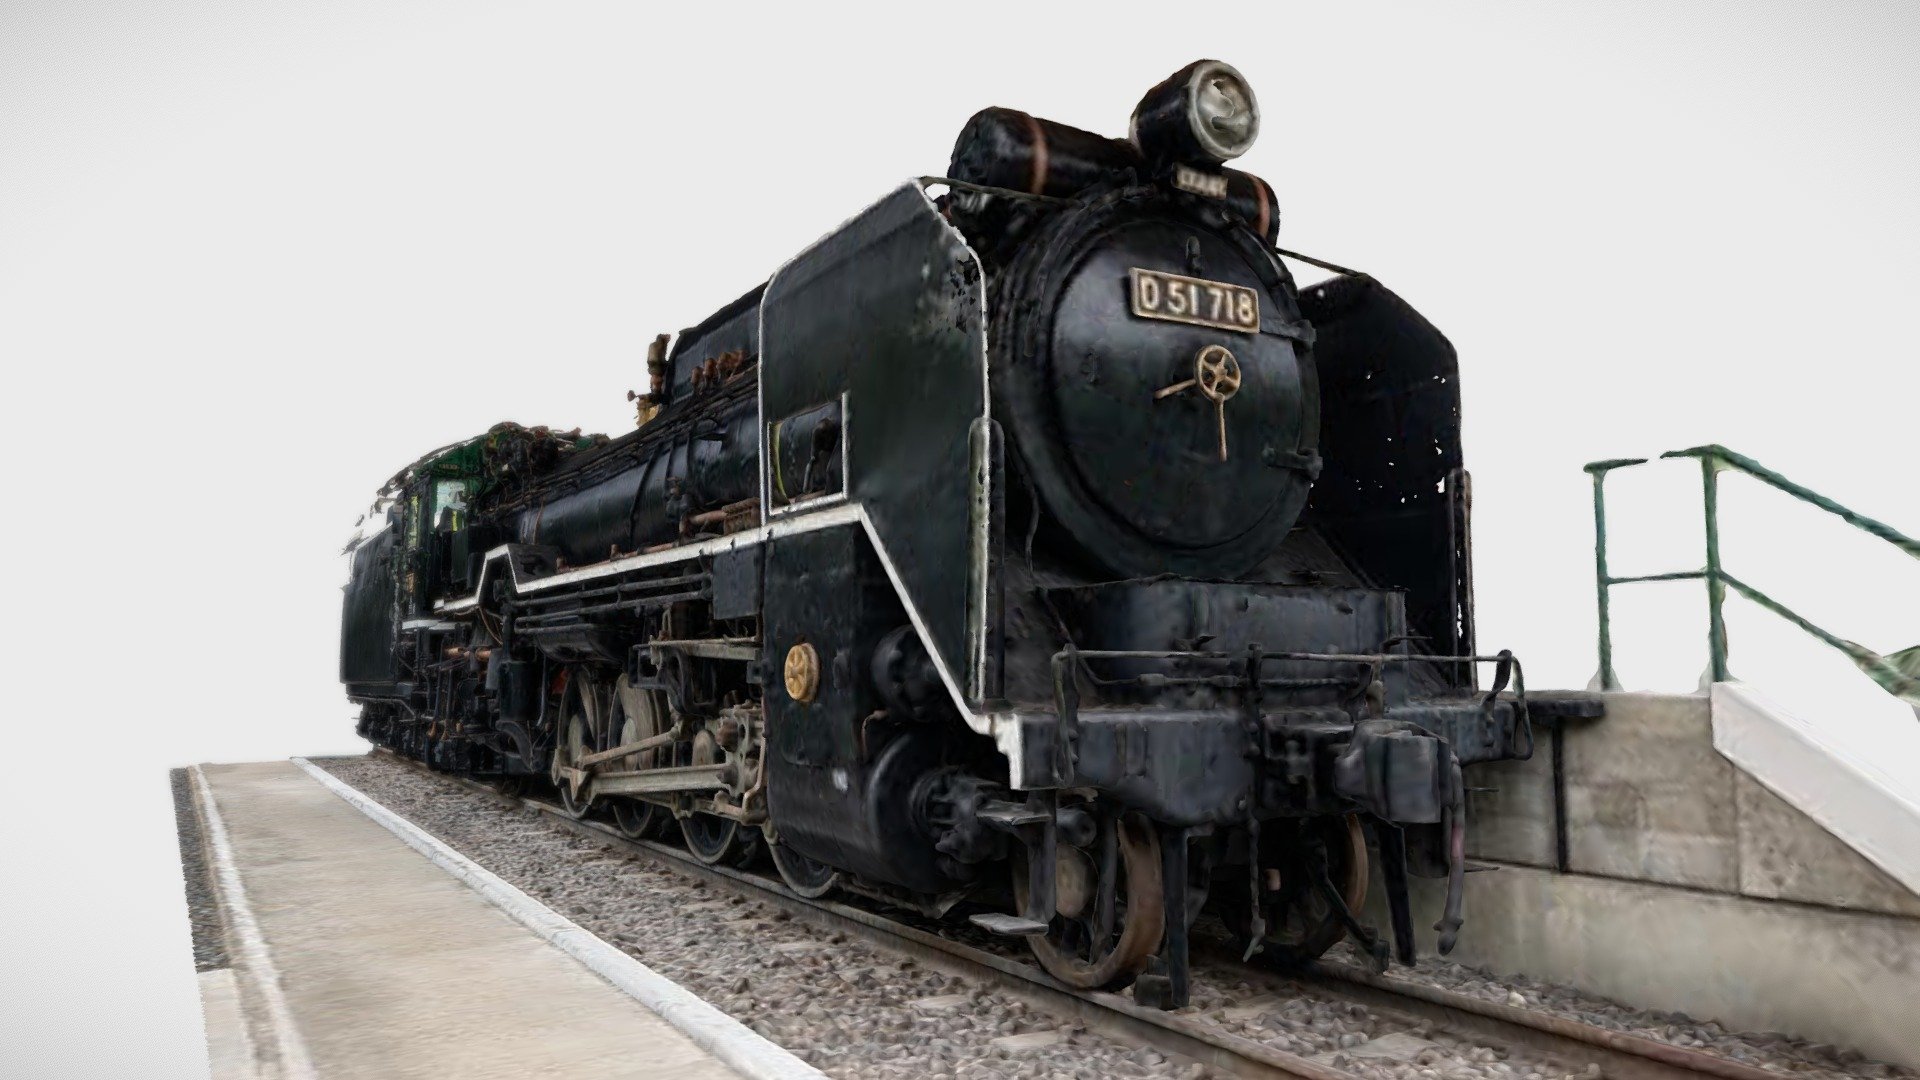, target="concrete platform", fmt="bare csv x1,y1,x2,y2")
188,760,787,1080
